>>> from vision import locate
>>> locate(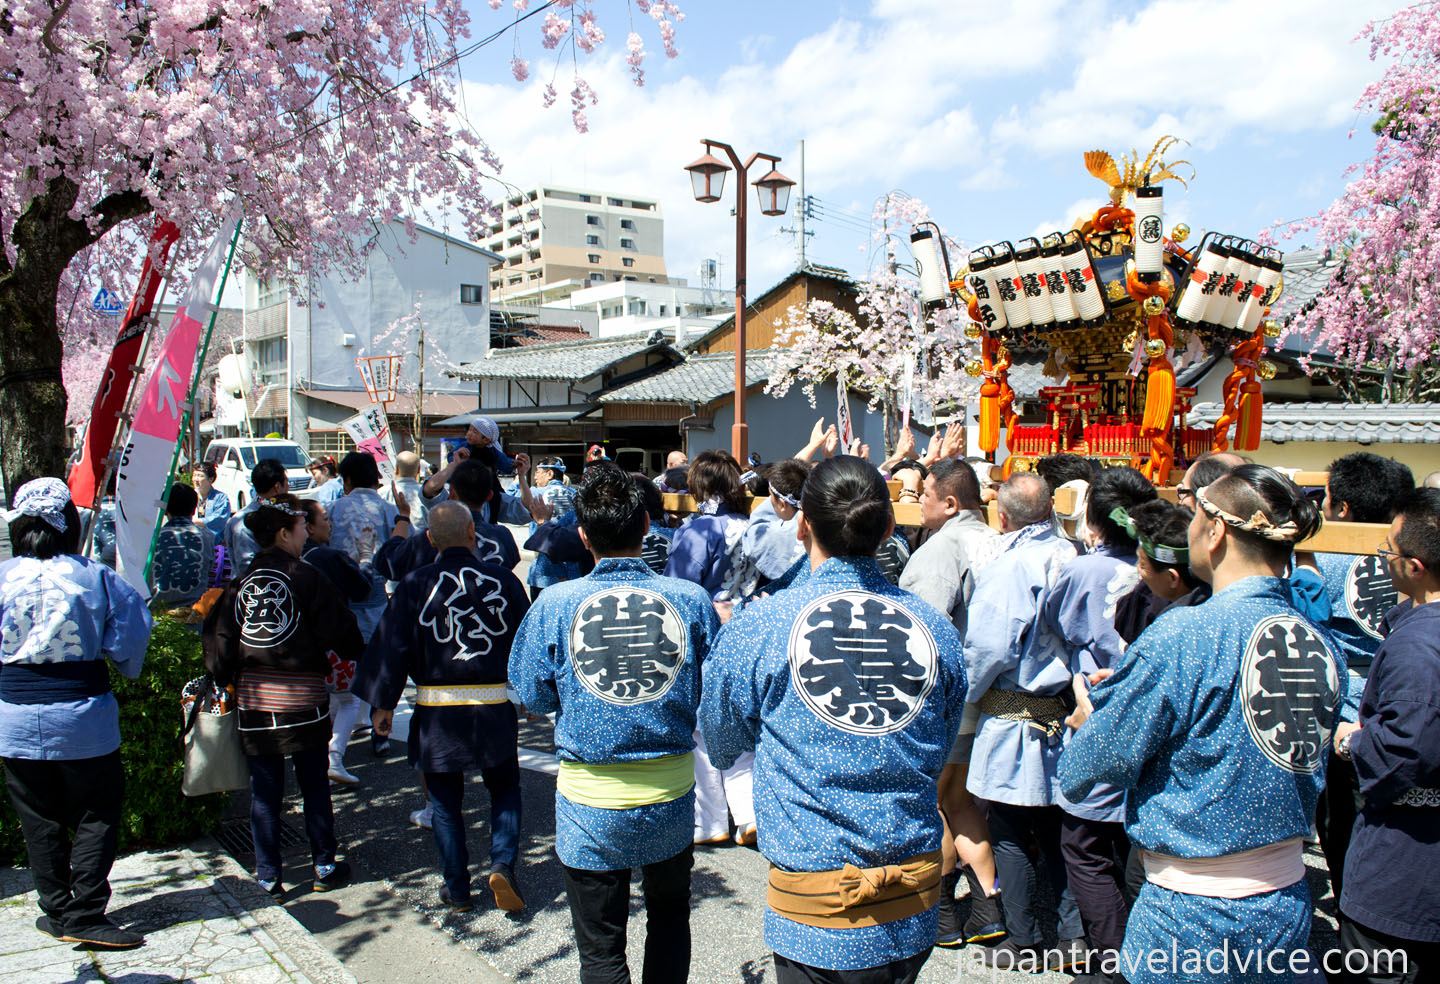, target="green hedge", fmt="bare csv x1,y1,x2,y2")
1,613,232,866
